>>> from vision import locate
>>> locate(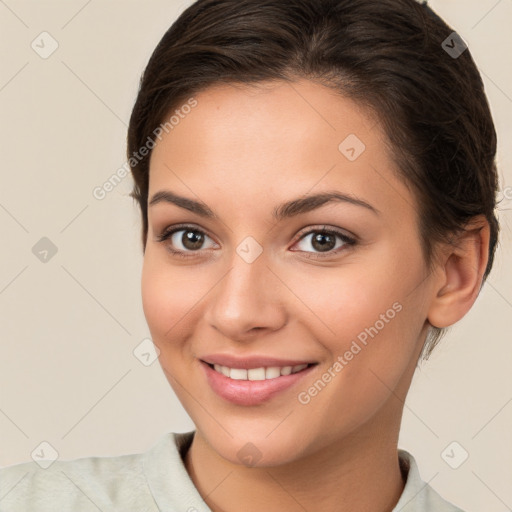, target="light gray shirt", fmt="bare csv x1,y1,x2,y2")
0,431,465,511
